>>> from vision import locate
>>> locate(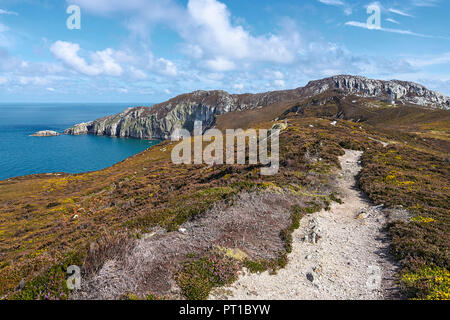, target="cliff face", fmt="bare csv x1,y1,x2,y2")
304,75,450,108
64,75,450,139
63,88,305,139
63,122,93,135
